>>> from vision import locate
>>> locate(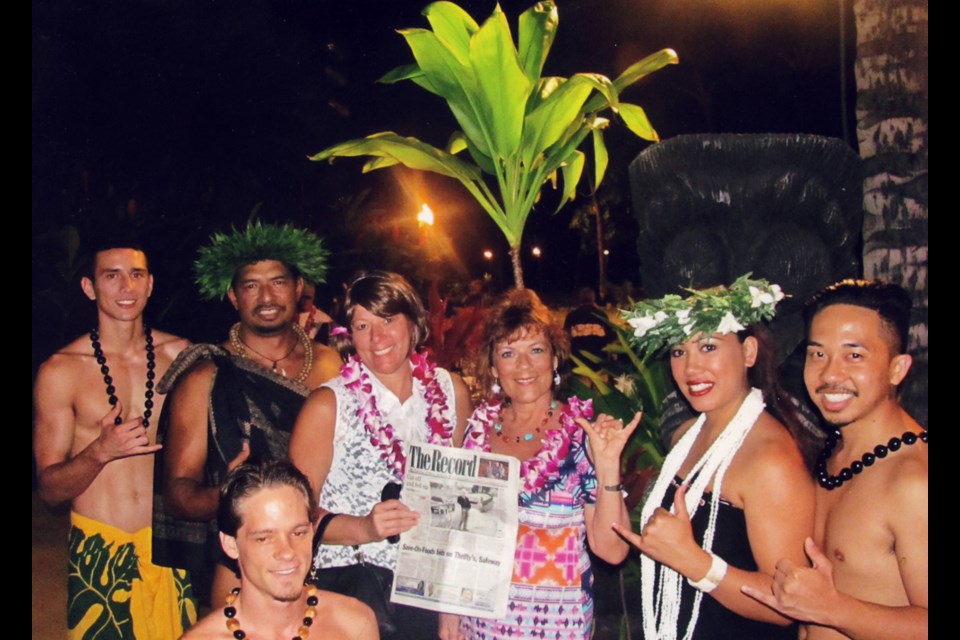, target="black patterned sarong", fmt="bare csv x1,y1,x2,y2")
150,344,310,580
